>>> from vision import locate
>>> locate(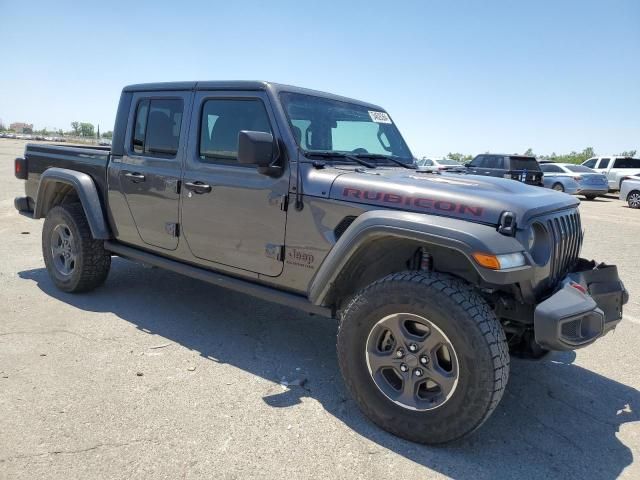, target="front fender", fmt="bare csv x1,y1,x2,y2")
308,210,531,306
34,168,111,239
